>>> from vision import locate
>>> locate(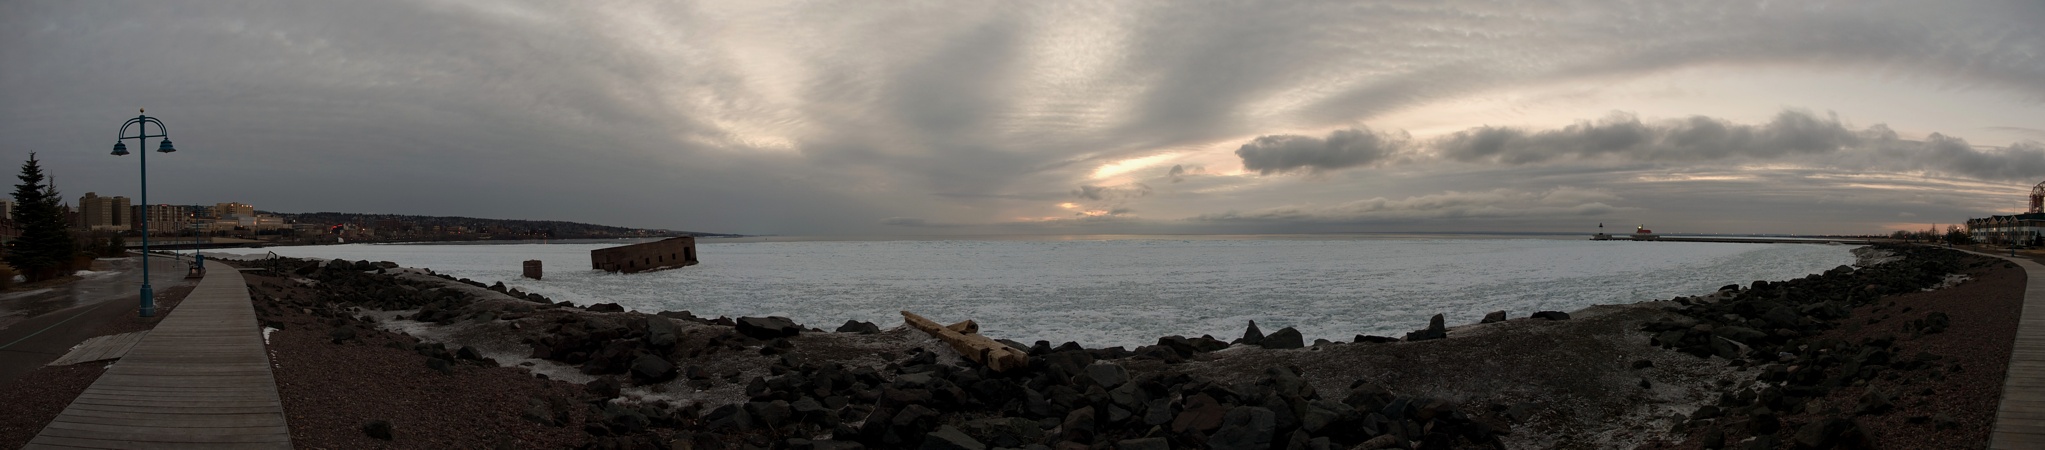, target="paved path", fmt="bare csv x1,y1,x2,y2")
25,260,290,449
0,257,187,385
